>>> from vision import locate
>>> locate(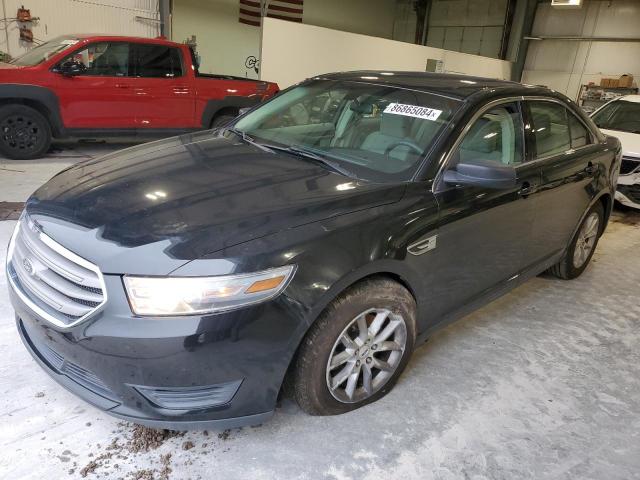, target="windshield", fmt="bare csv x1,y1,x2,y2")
10,36,79,66
234,79,460,182
592,99,640,134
